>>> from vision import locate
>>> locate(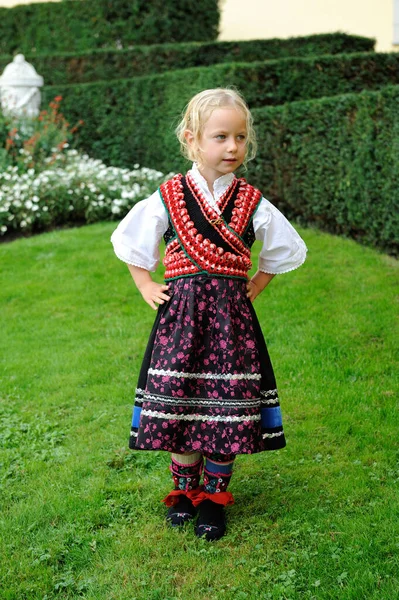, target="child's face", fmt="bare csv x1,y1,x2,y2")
188,107,247,187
